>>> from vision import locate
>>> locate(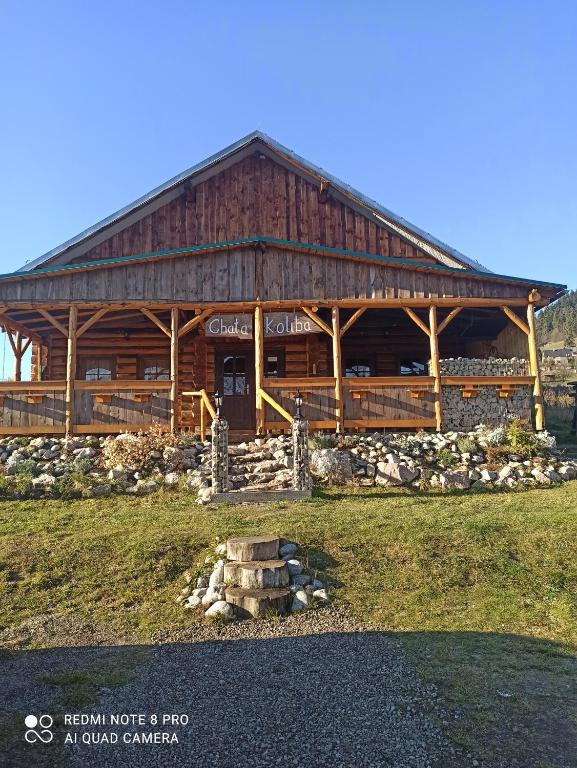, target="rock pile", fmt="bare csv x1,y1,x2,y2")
177,535,329,619
0,421,575,500
309,424,577,490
